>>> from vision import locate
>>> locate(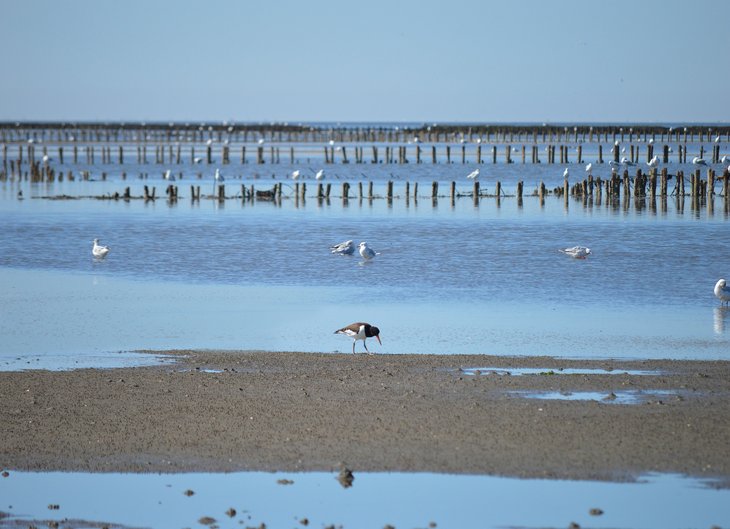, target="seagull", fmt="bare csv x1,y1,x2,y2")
92,238,110,258
330,239,355,255
193,157,203,164
715,279,730,306
559,246,591,259
214,168,224,182
721,155,729,164
42,154,51,164
466,168,480,179
585,163,592,173
334,322,382,354
563,167,569,178
291,170,301,180
164,169,175,181
648,156,659,168
620,156,635,166
315,169,325,180
692,157,707,165
359,241,379,260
